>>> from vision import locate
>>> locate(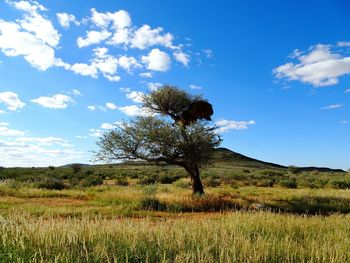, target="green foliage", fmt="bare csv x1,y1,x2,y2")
36,177,66,190
330,179,350,189
115,177,129,186
71,164,82,174
81,176,103,187
280,179,298,189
